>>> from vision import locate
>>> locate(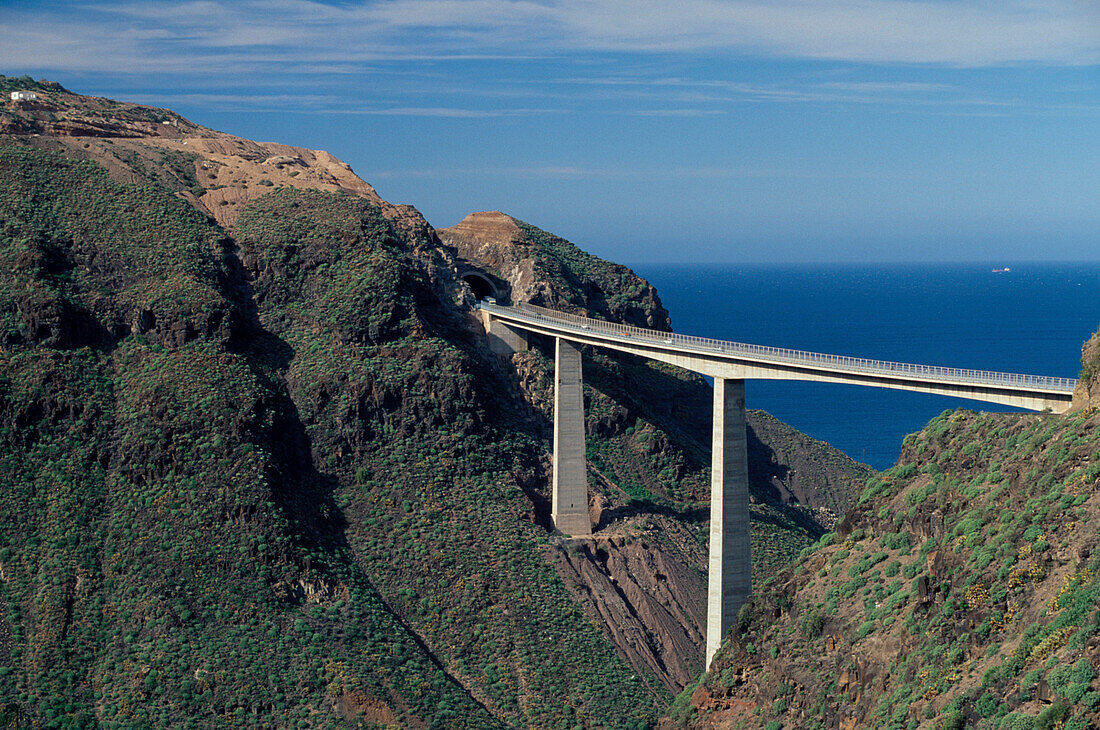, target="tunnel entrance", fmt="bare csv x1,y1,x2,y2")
462,272,498,301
